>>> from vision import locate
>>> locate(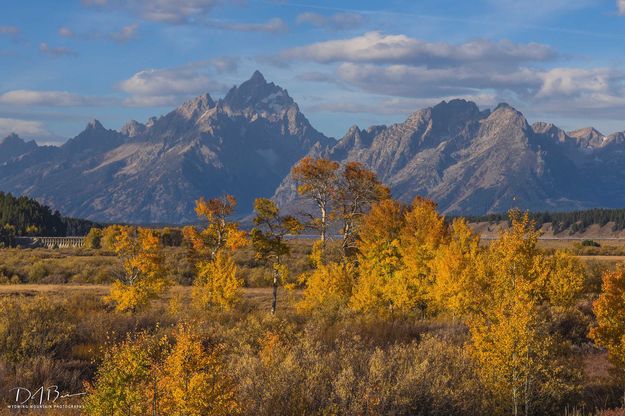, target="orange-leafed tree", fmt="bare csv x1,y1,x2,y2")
105,226,168,313
183,195,247,260
291,157,340,252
